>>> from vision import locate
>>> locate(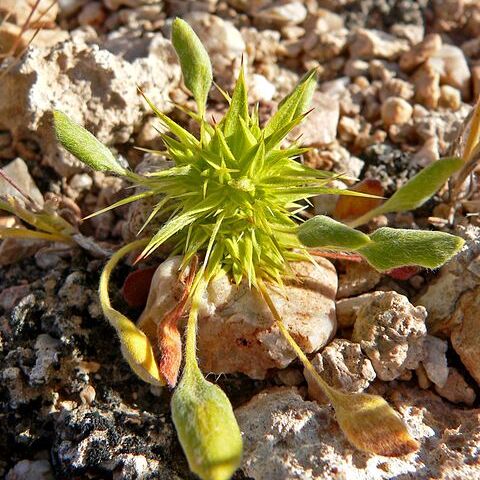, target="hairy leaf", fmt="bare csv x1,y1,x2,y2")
53,111,127,175
297,215,371,250
172,18,212,116
358,227,465,271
